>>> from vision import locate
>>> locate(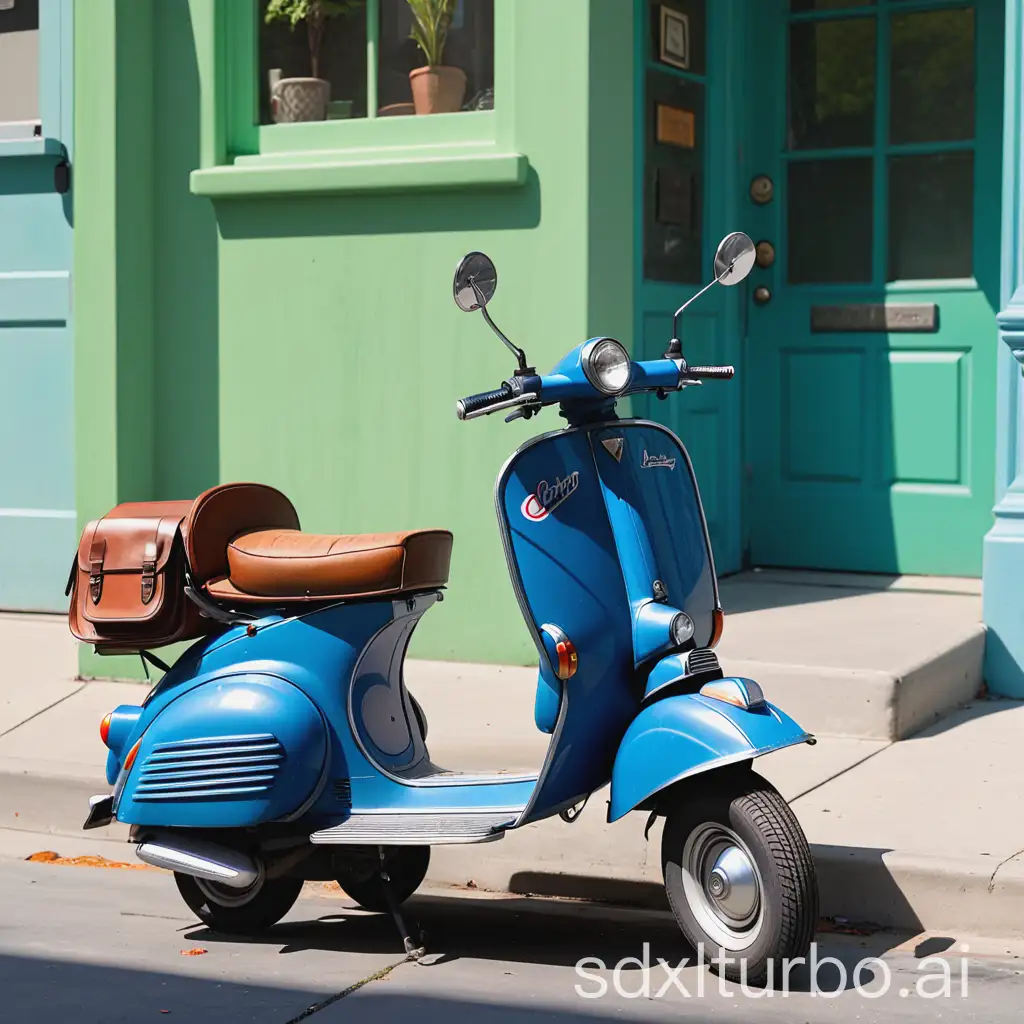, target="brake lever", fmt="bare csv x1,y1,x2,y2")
505,405,537,423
